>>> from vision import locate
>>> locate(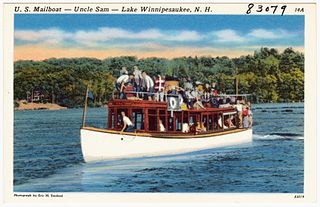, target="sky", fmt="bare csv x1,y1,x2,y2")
14,14,304,61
